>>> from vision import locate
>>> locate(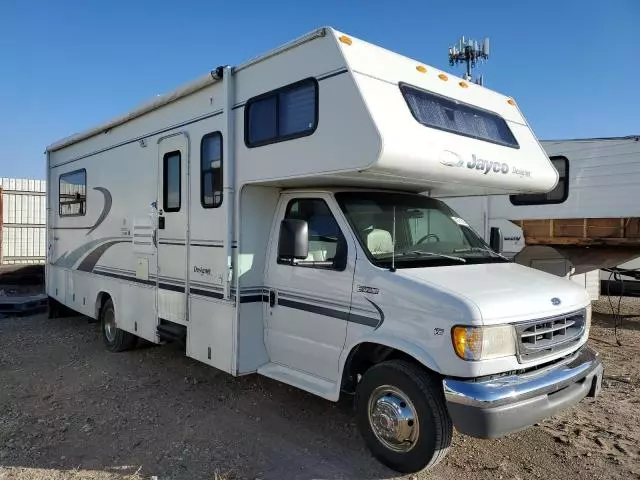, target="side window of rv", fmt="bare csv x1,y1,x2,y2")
245,78,318,148
163,151,181,212
510,156,569,205
201,132,223,208
279,198,346,270
59,169,87,217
